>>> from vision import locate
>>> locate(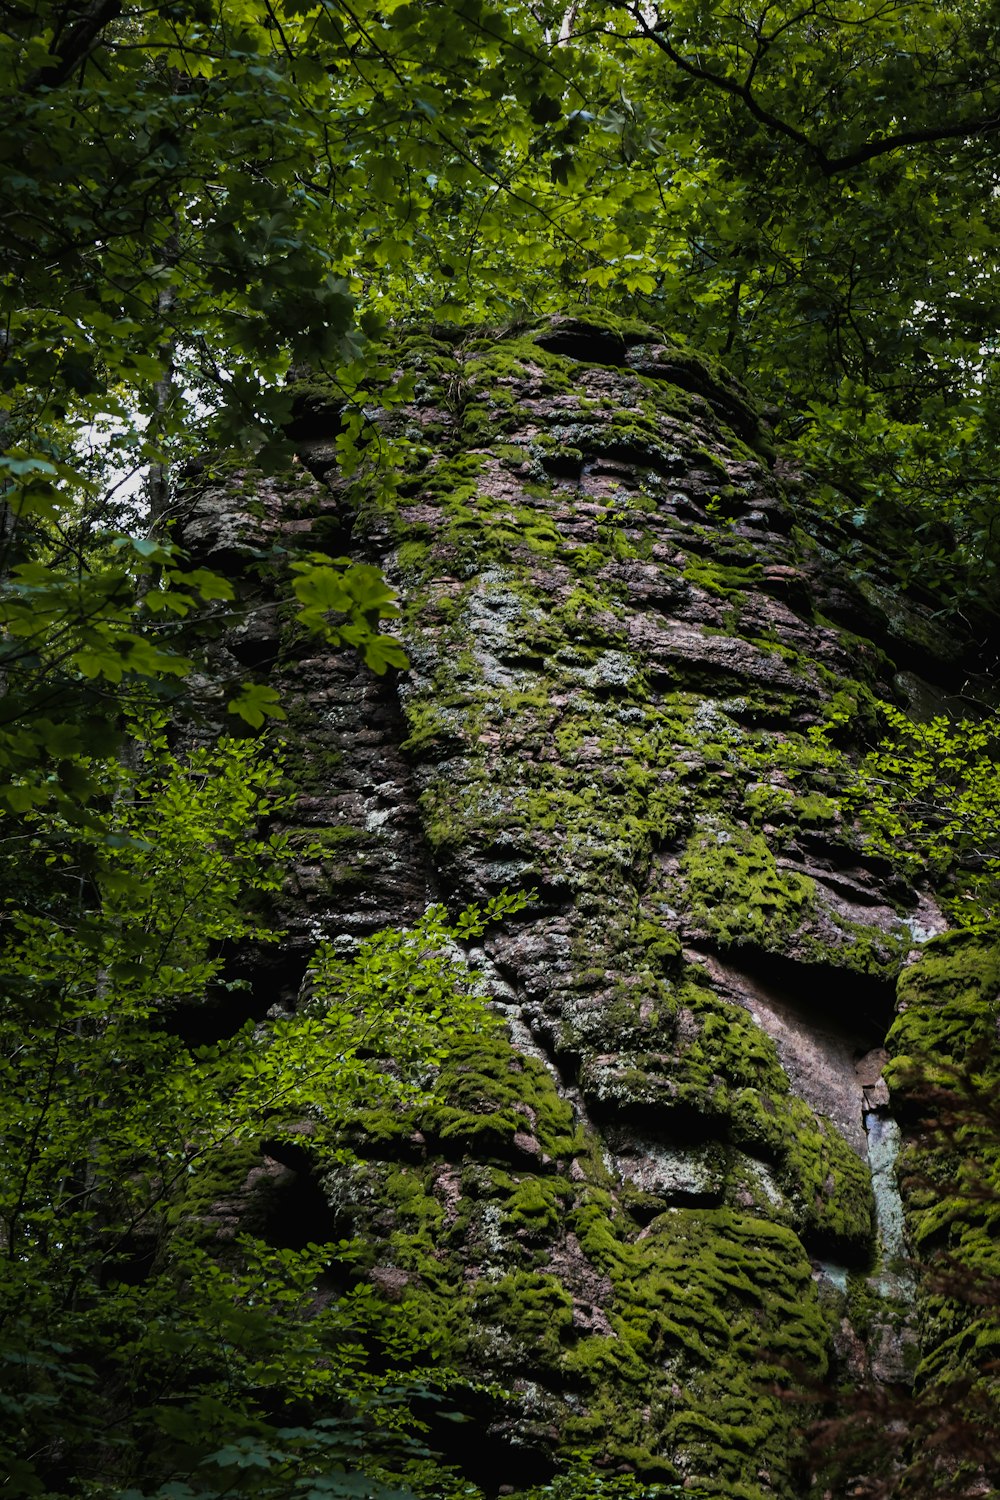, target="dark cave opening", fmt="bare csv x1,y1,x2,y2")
257,1139,340,1250
414,1394,559,1497
711,945,898,1045
163,942,311,1047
